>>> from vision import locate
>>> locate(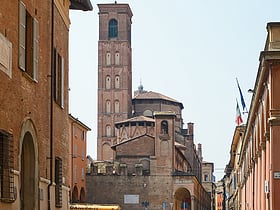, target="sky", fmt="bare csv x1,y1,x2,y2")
69,0,280,180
